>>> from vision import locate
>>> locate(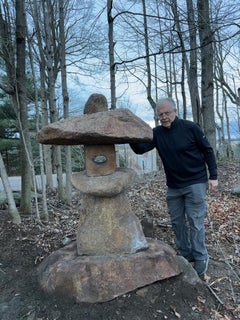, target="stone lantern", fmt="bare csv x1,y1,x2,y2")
36,94,182,303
